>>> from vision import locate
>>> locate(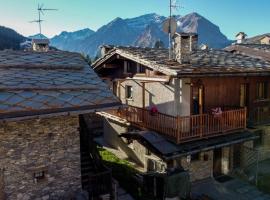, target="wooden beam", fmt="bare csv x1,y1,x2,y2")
142,82,146,109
